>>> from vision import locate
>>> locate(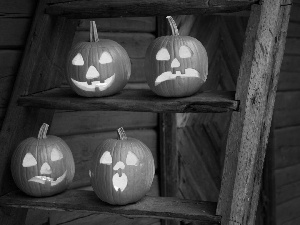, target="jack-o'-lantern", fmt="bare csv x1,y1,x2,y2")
66,21,131,97
11,123,75,197
90,127,155,205
145,16,208,97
